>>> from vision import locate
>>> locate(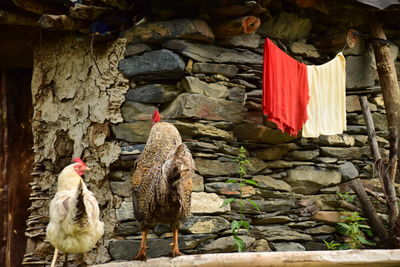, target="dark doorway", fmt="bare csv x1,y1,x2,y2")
0,69,34,267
